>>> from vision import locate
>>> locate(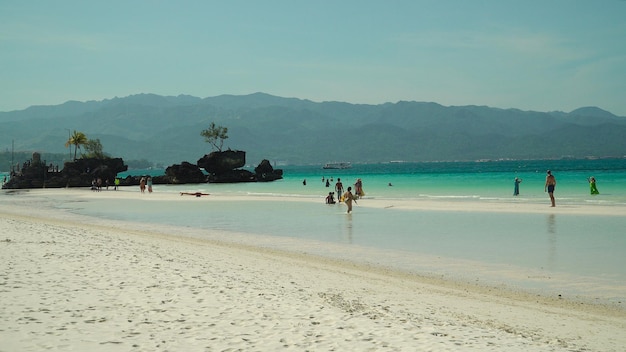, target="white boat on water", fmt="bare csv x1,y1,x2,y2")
322,162,352,169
